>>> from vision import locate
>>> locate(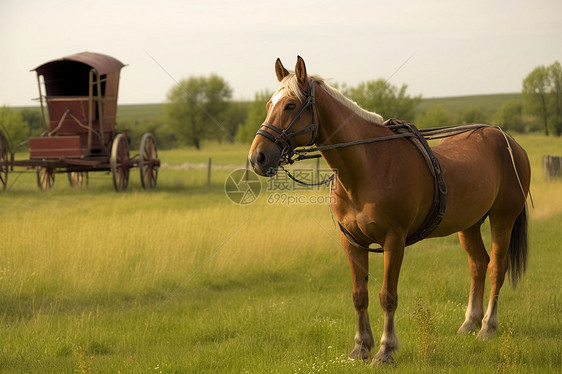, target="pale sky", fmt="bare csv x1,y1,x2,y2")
1,0,561,106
